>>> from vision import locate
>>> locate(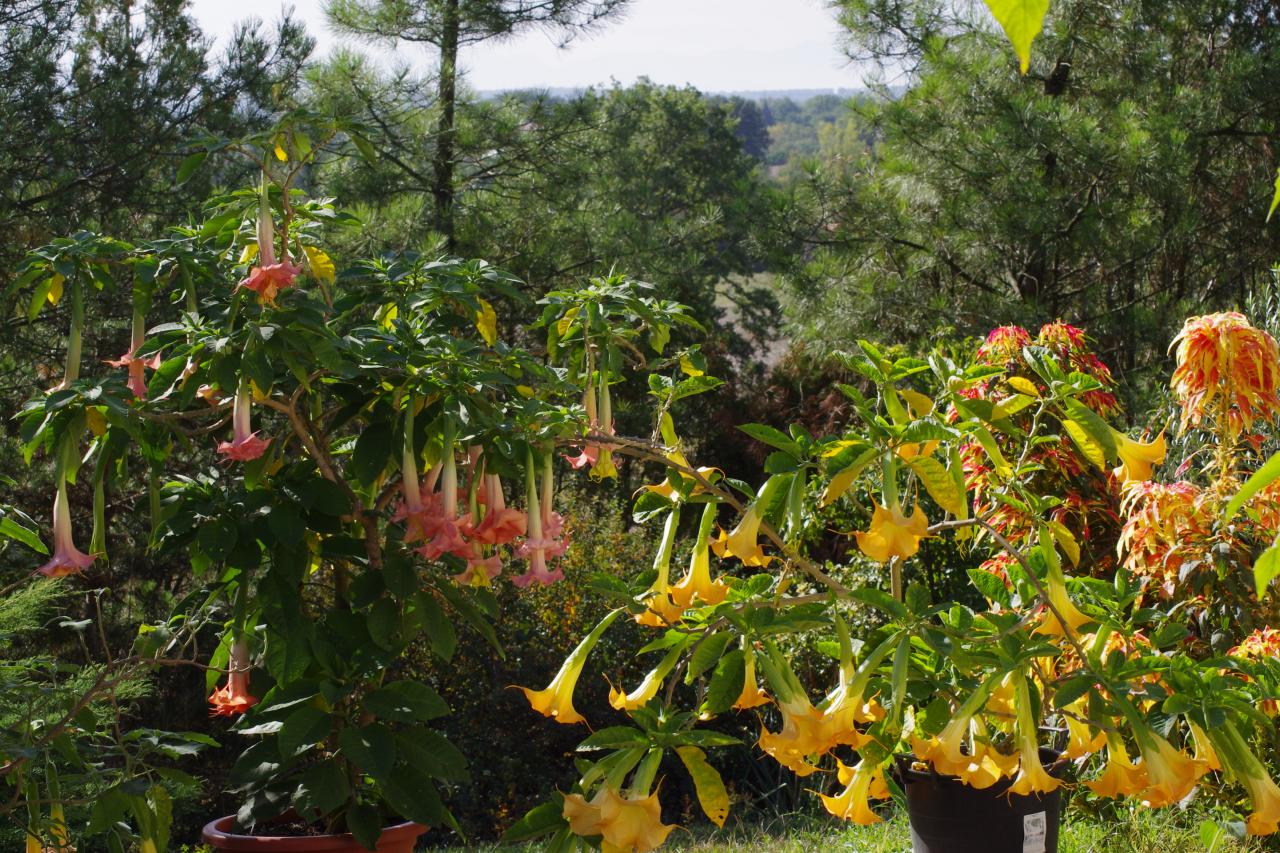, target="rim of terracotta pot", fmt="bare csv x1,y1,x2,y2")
201,815,428,851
